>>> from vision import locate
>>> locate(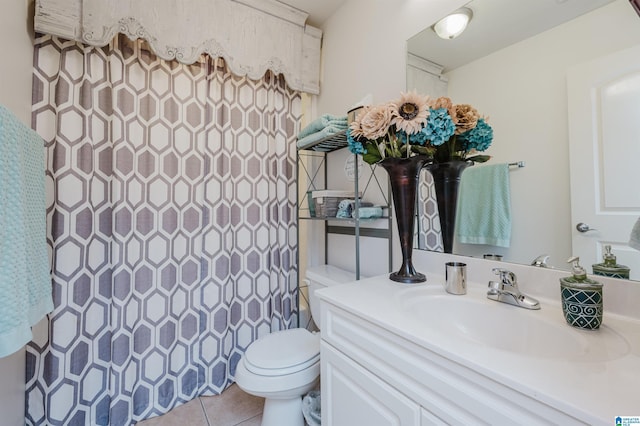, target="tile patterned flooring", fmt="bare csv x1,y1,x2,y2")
137,384,265,426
